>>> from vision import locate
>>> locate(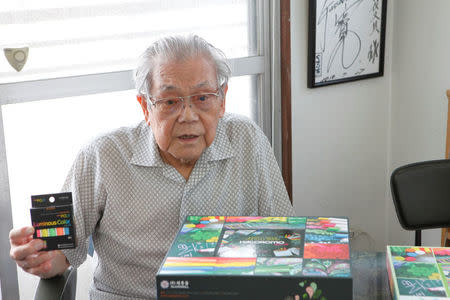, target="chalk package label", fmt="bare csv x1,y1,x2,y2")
30,192,75,251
